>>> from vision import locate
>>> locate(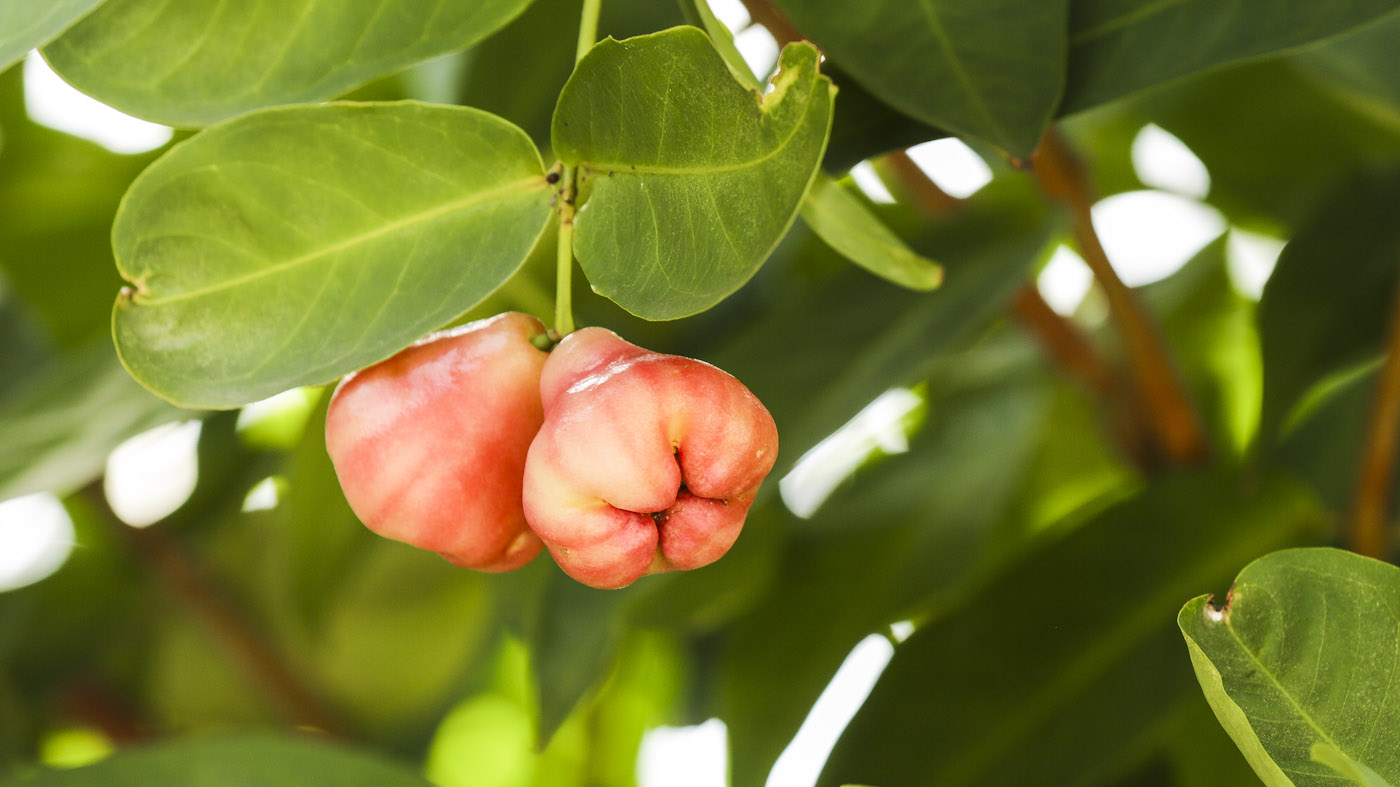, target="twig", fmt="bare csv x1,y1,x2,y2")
1029,128,1210,466
83,486,351,737
1351,276,1400,559
1009,287,1155,468
736,0,804,45
882,151,963,216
